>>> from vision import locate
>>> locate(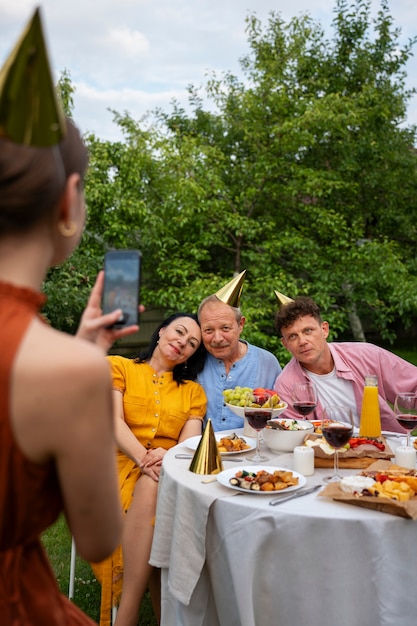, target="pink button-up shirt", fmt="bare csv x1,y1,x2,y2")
274,342,417,433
